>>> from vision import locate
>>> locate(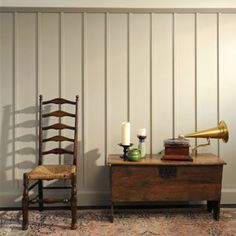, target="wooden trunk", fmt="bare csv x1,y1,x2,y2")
112,165,222,201
108,153,226,222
